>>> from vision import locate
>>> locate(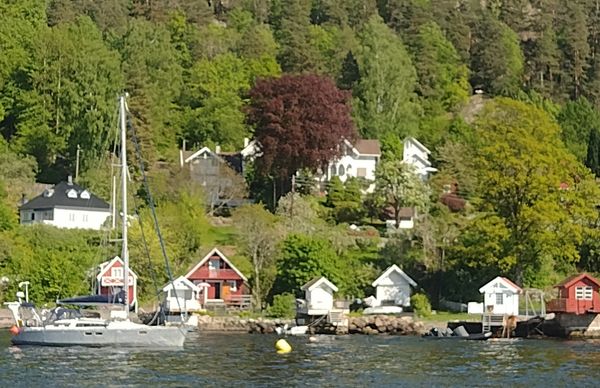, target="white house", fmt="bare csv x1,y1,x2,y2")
478,276,522,316
298,276,338,316
162,276,204,313
372,265,417,308
19,178,110,230
322,139,381,185
402,137,437,180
